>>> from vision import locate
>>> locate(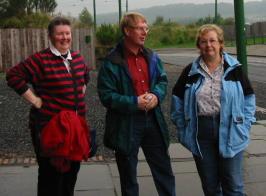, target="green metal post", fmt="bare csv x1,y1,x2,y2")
93,0,96,30
234,0,248,73
126,0,128,12
215,0,218,23
118,0,122,23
